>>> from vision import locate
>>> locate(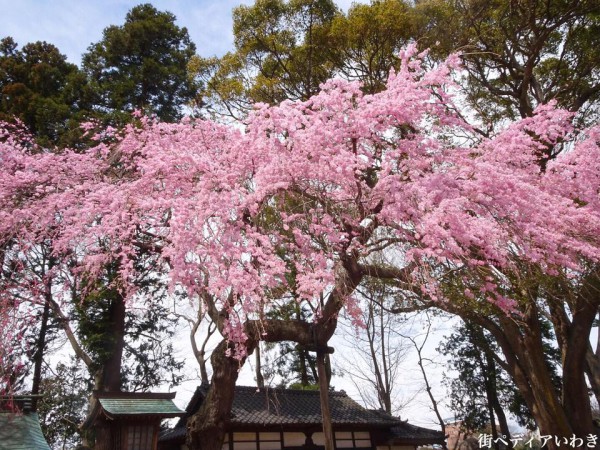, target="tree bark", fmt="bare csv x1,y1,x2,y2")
453,307,572,450
255,343,265,388
98,293,126,392
561,289,598,437
501,311,573,442
187,338,255,450
585,341,600,408
299,349,310,386
31,282,52,407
